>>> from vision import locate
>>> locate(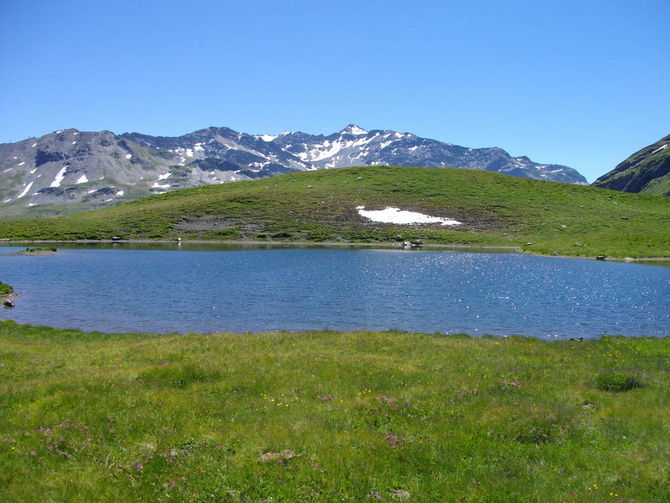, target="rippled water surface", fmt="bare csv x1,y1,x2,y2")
1,246,668,338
